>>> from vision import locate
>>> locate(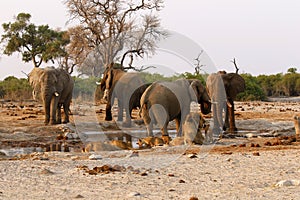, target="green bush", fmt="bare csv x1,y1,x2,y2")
73,76,99,102
238,74,266,101
0,76,32,100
